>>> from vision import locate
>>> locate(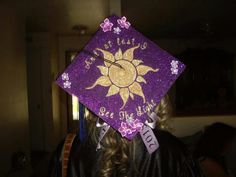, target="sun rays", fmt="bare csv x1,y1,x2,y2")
86,45,159,109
